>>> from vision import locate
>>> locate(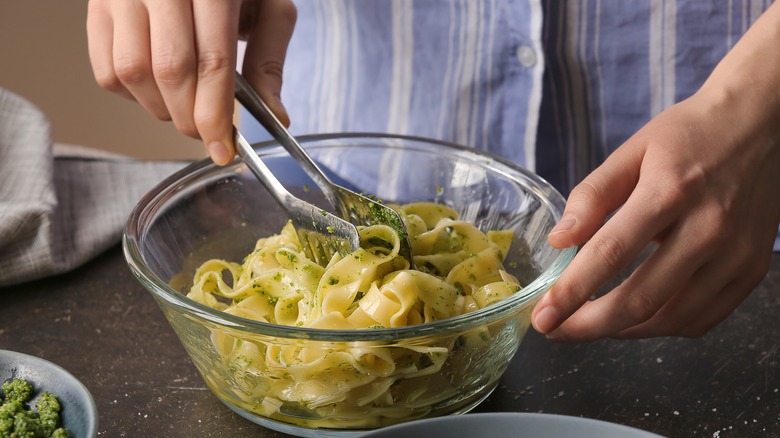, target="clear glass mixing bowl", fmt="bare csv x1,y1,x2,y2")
123,134,576,437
